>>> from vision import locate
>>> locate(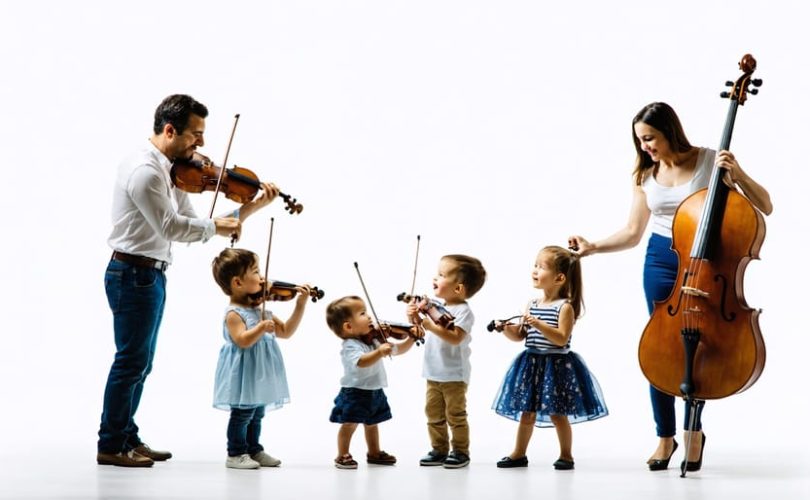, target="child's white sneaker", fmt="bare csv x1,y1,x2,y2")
226,454,260,469
251,451,281,467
